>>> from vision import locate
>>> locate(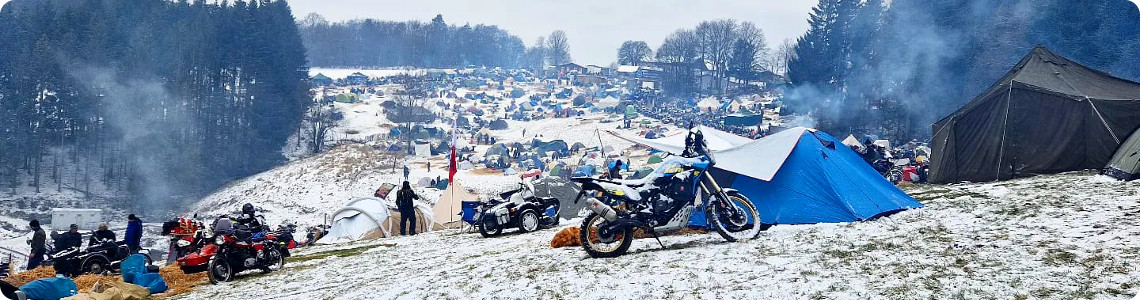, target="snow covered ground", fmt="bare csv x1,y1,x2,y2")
308,68,426,80
172,172,1140,299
